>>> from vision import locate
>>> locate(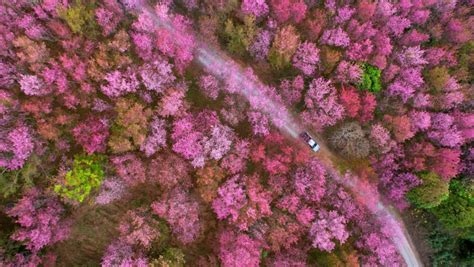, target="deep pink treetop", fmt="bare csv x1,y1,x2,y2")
72,117,110,154
218,228,261,267
7,188,71,252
